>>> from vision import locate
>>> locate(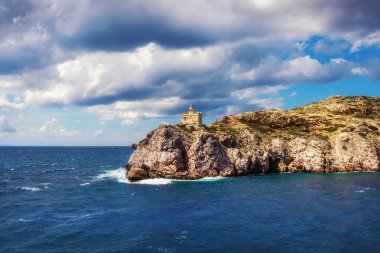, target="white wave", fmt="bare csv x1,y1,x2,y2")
134,176,226,185
95,168,173,185
96,168,129,183
40,183,51,189
355,187,372,193
18,218,33,222
21,186,42,192
7,218,33,223
61,214,91,220
95,168,226,185
80,182,90,186
133,178,173,185
194,176,226,182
